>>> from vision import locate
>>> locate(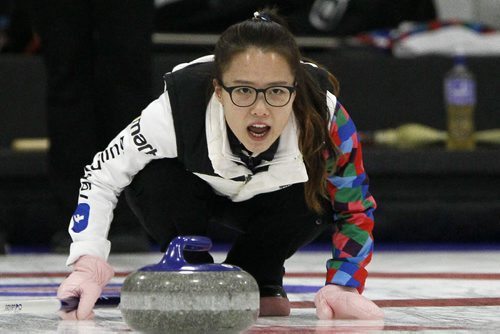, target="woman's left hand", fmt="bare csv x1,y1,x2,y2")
314,284,384,320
